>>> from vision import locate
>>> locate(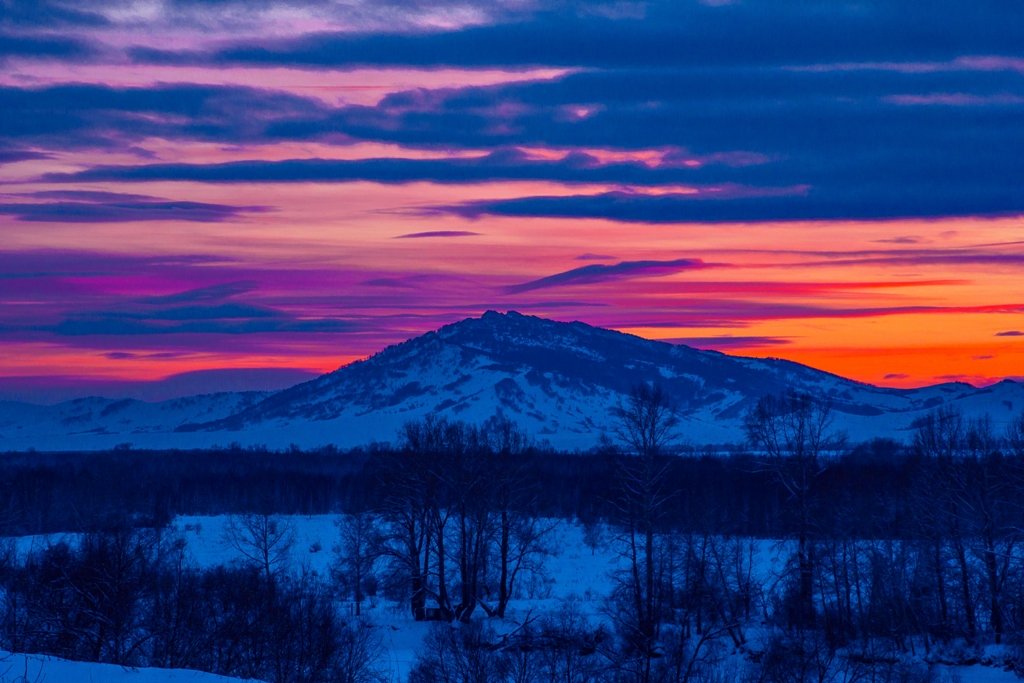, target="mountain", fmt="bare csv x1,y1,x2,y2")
2,311,1022,451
